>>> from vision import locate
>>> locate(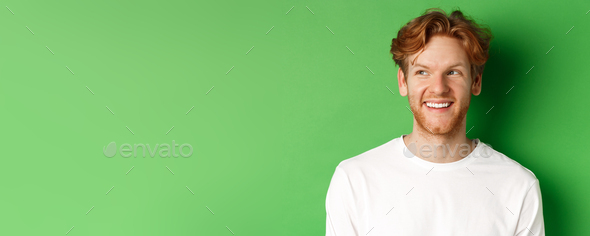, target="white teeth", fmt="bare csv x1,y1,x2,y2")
426,102,450,108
